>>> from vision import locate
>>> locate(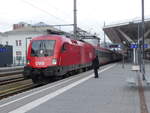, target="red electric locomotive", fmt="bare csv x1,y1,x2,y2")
23,35,96,83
